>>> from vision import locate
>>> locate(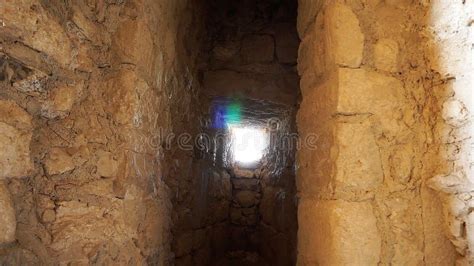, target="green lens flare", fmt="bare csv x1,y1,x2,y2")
225,101,241,125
